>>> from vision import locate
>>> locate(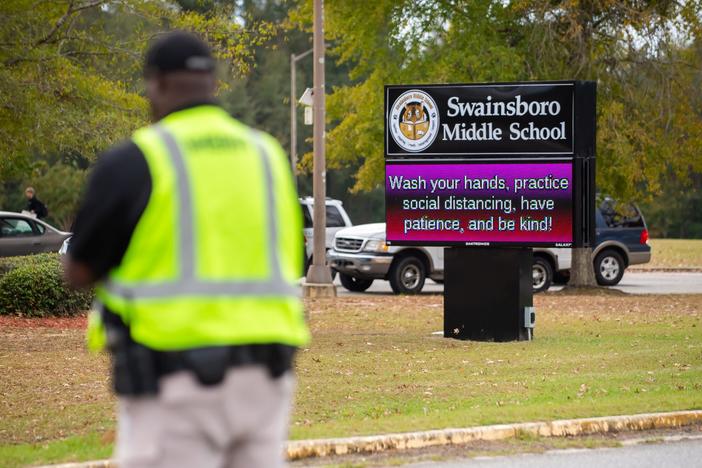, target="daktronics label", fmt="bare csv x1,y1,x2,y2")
385,83,574,156
385,162,573,246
